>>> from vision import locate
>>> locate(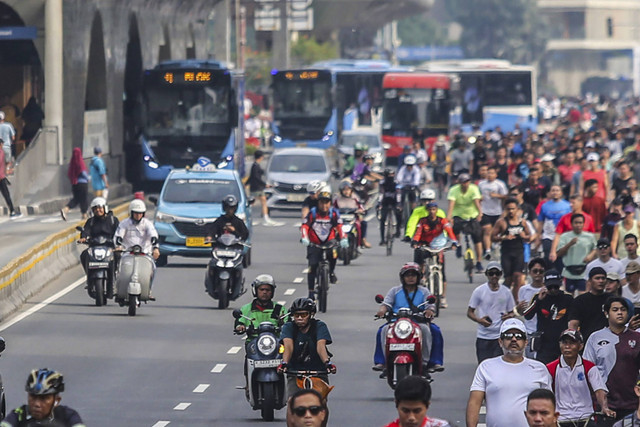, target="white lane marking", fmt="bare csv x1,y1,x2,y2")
284,288,295,295
41,217,63,223
12,217,35,223
479,406,486,414
173,403,191,411
211,363,227,373
302,268,309,273
193,384,210,393
228,346,242,354
364,213,375,221
0,277,85,332
293,222,302,227
277,300,286,306
152,422,171,427
293,277,303,283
